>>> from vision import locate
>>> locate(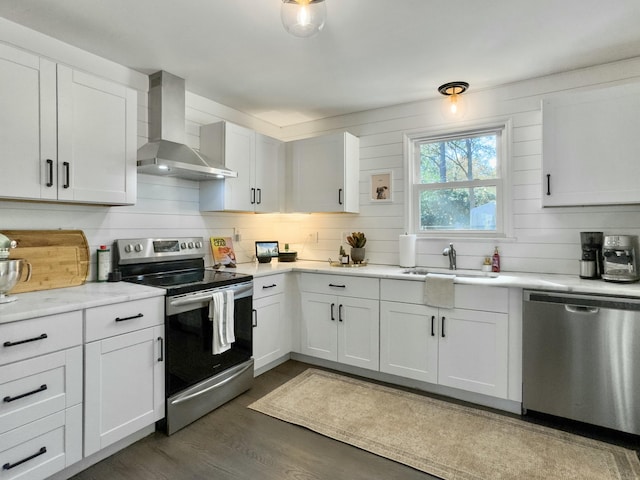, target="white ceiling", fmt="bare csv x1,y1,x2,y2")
1,0,640,127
